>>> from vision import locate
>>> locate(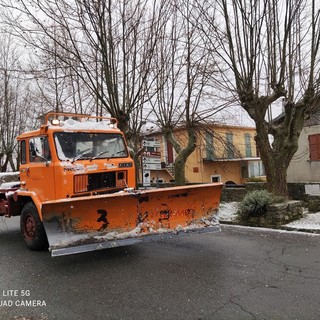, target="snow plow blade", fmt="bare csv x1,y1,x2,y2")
41,183,223,257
